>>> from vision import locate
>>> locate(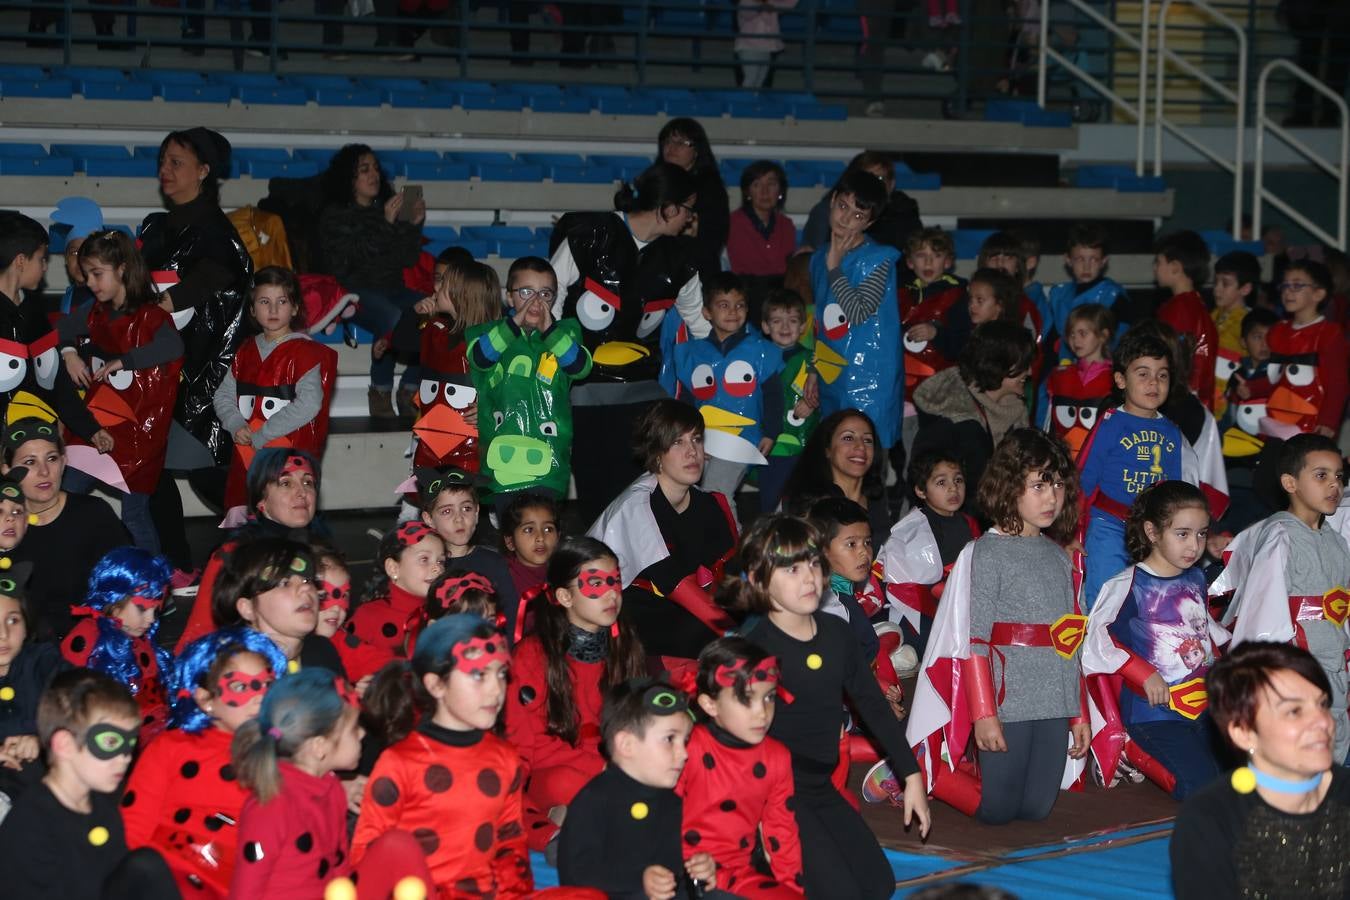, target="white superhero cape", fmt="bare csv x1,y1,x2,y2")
905,533,1085,798
876,507,943,633
1181,407,1230,518
587,473,670,588
1226,517,1299,644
